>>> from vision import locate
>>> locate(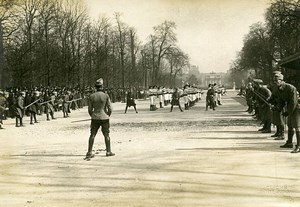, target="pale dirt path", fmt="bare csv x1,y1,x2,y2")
0,92,300,207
